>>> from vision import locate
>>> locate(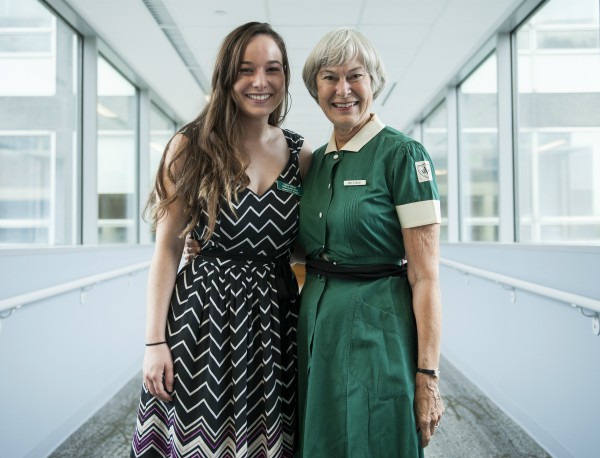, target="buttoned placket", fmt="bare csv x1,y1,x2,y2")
316,151,343,260
303,149,346,413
